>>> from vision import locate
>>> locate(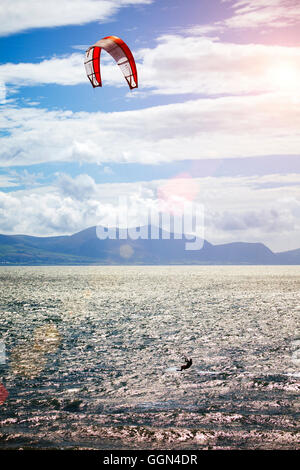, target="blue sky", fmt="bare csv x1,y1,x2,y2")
0,0,300,251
